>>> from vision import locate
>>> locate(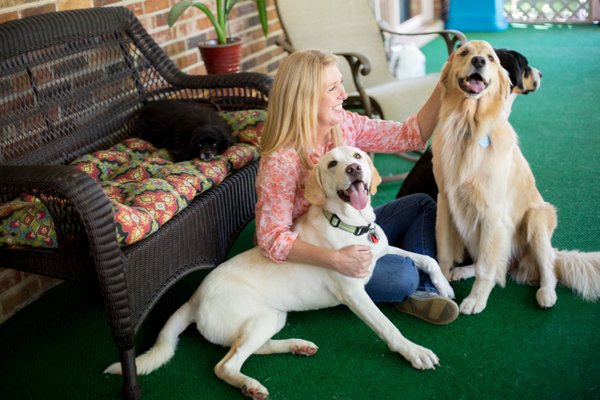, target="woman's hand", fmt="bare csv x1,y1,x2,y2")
287,240,373,278
332,245,373,278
